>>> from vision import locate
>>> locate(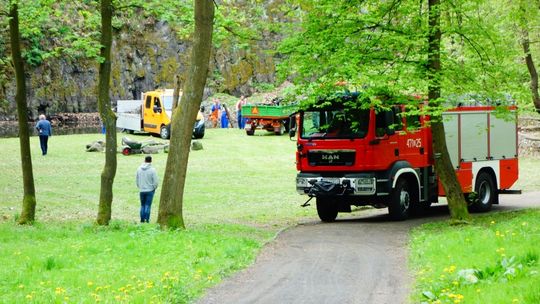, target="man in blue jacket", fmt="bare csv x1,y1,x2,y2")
136,156,159,223
35,114,52,155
